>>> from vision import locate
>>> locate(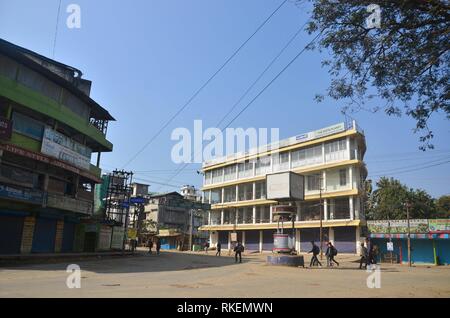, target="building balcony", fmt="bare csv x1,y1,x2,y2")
46,192,93,215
